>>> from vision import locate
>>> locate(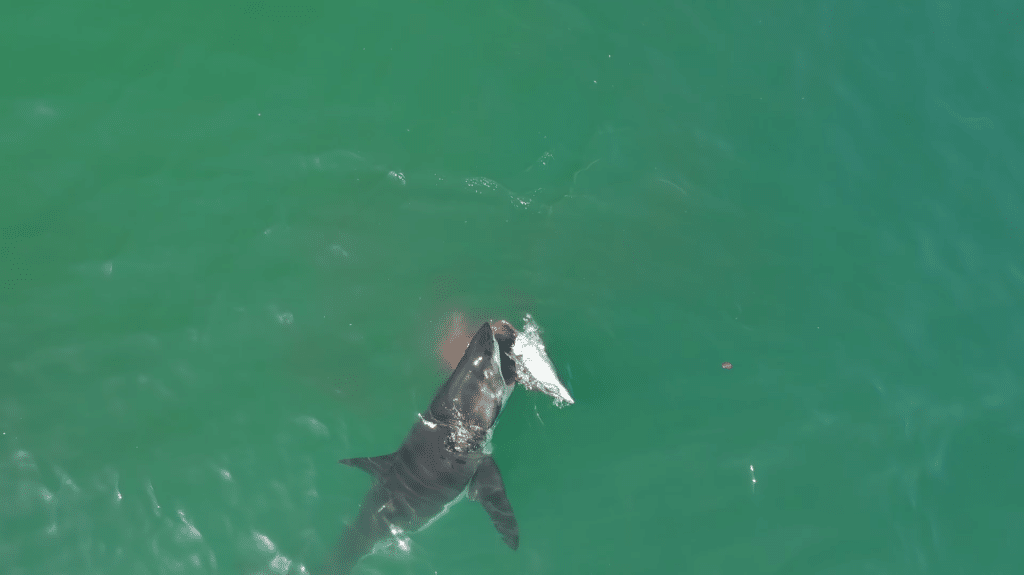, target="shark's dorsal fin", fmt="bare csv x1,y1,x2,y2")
468,456,520,550
339,452,398,478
